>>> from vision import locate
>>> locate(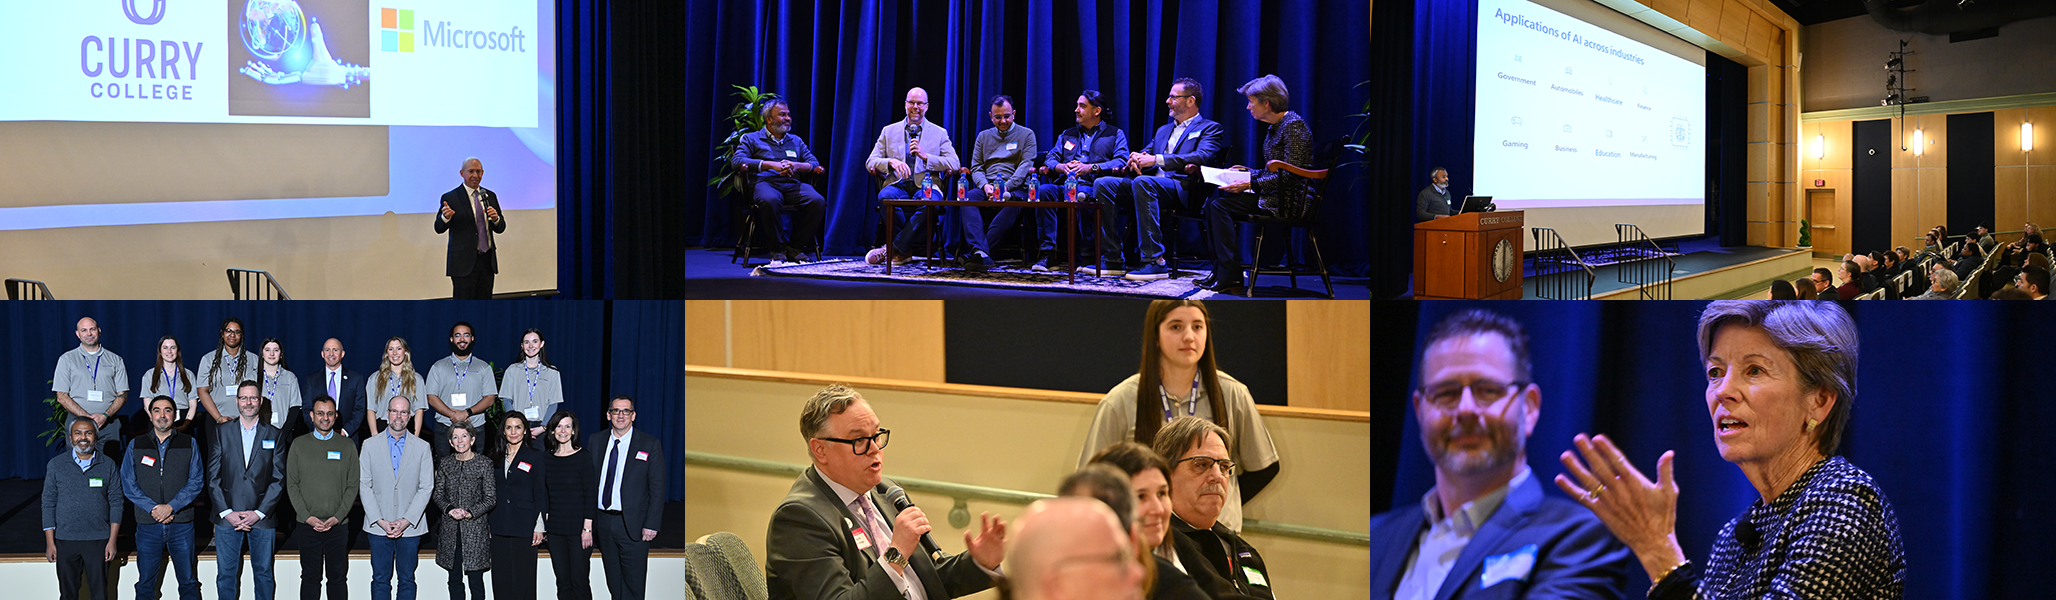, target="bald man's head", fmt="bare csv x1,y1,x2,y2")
1004,498,1142,600
905,87,929,124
